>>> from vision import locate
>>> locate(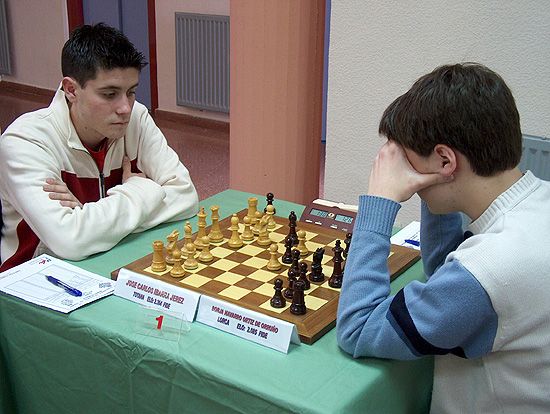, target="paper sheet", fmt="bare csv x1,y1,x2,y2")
0,254,114,313
390,221,421,250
